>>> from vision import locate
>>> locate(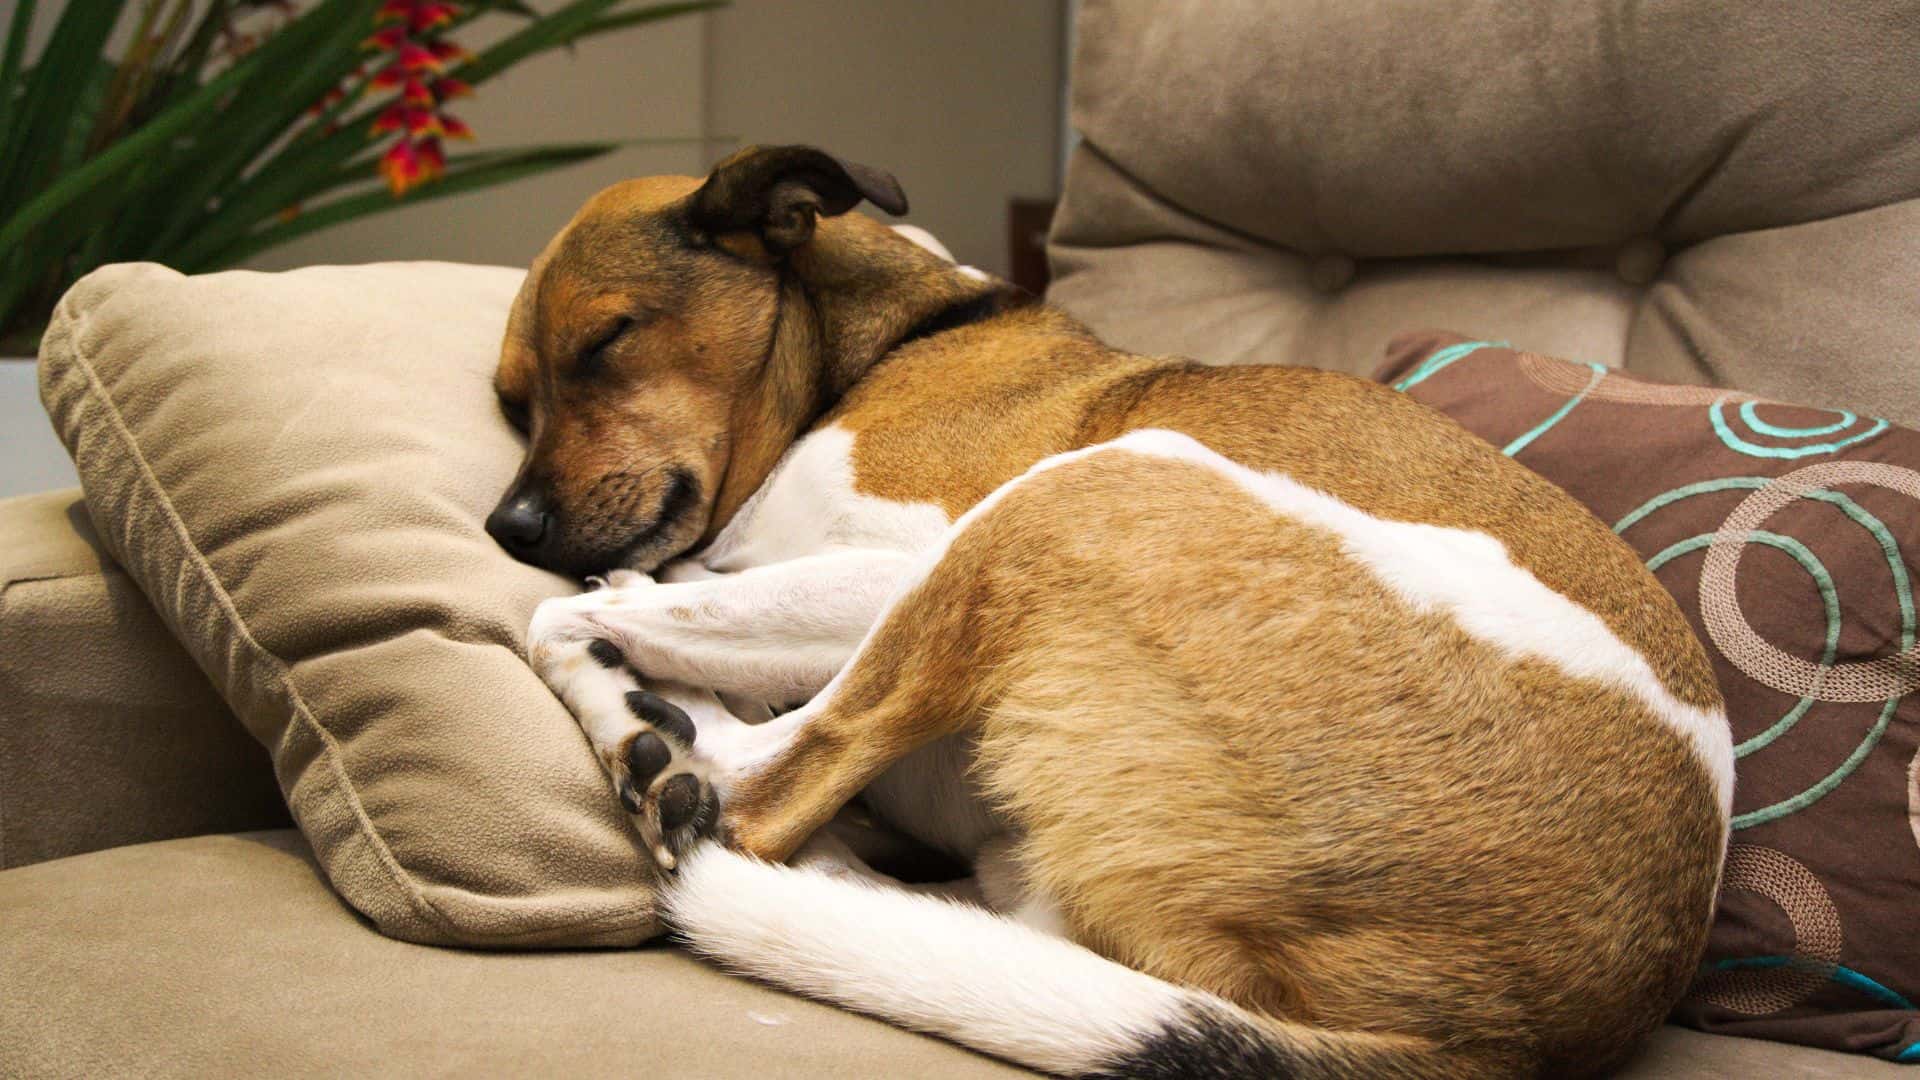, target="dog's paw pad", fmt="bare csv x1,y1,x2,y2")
587,638,625,668
610,703,717,871
657,773,704,831
626,729,673,780
627,690,696,746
